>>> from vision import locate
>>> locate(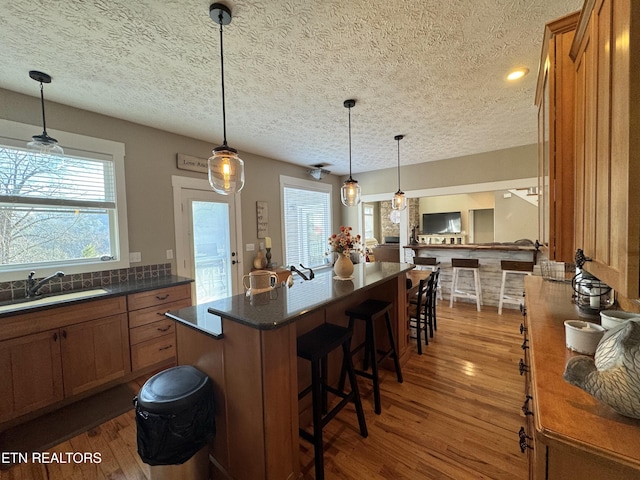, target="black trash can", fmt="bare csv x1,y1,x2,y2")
134,365,215,480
